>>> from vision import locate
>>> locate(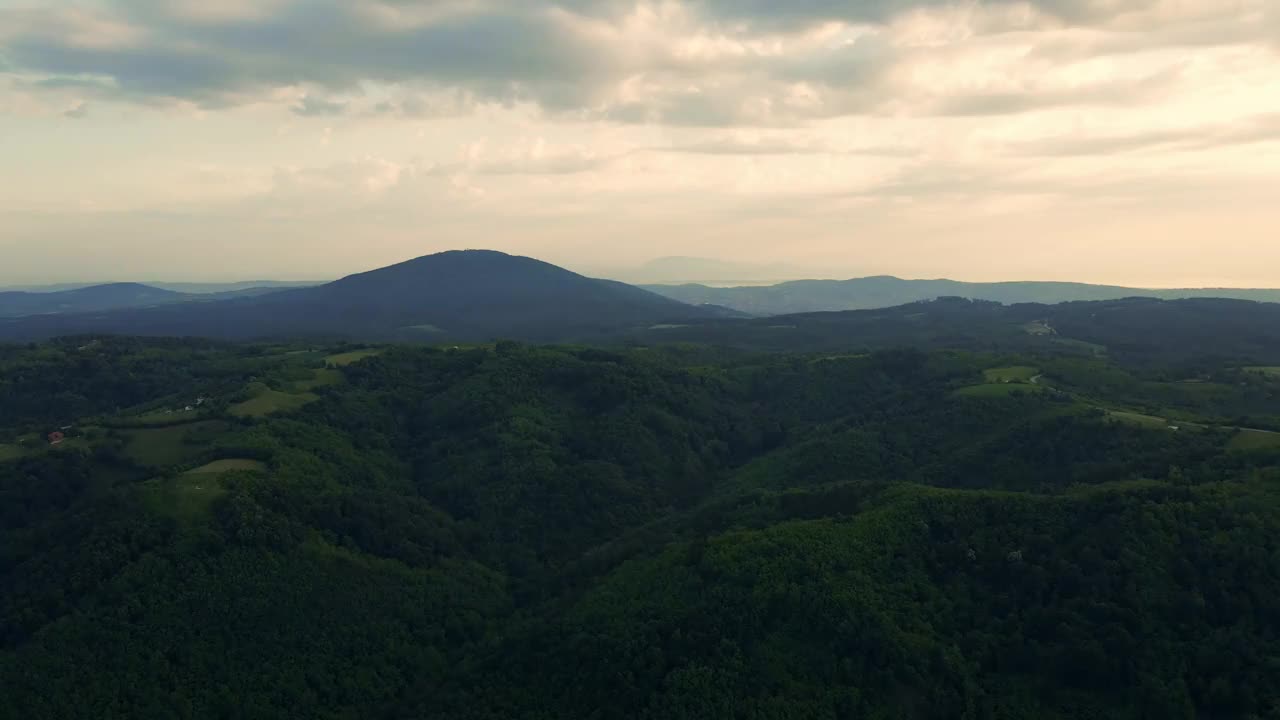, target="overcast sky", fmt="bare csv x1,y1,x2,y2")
2,0,1279,285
